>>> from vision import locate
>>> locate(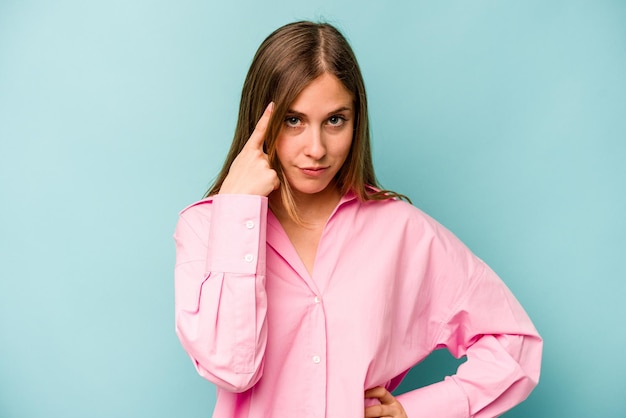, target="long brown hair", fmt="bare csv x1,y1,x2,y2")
206,21,408,220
